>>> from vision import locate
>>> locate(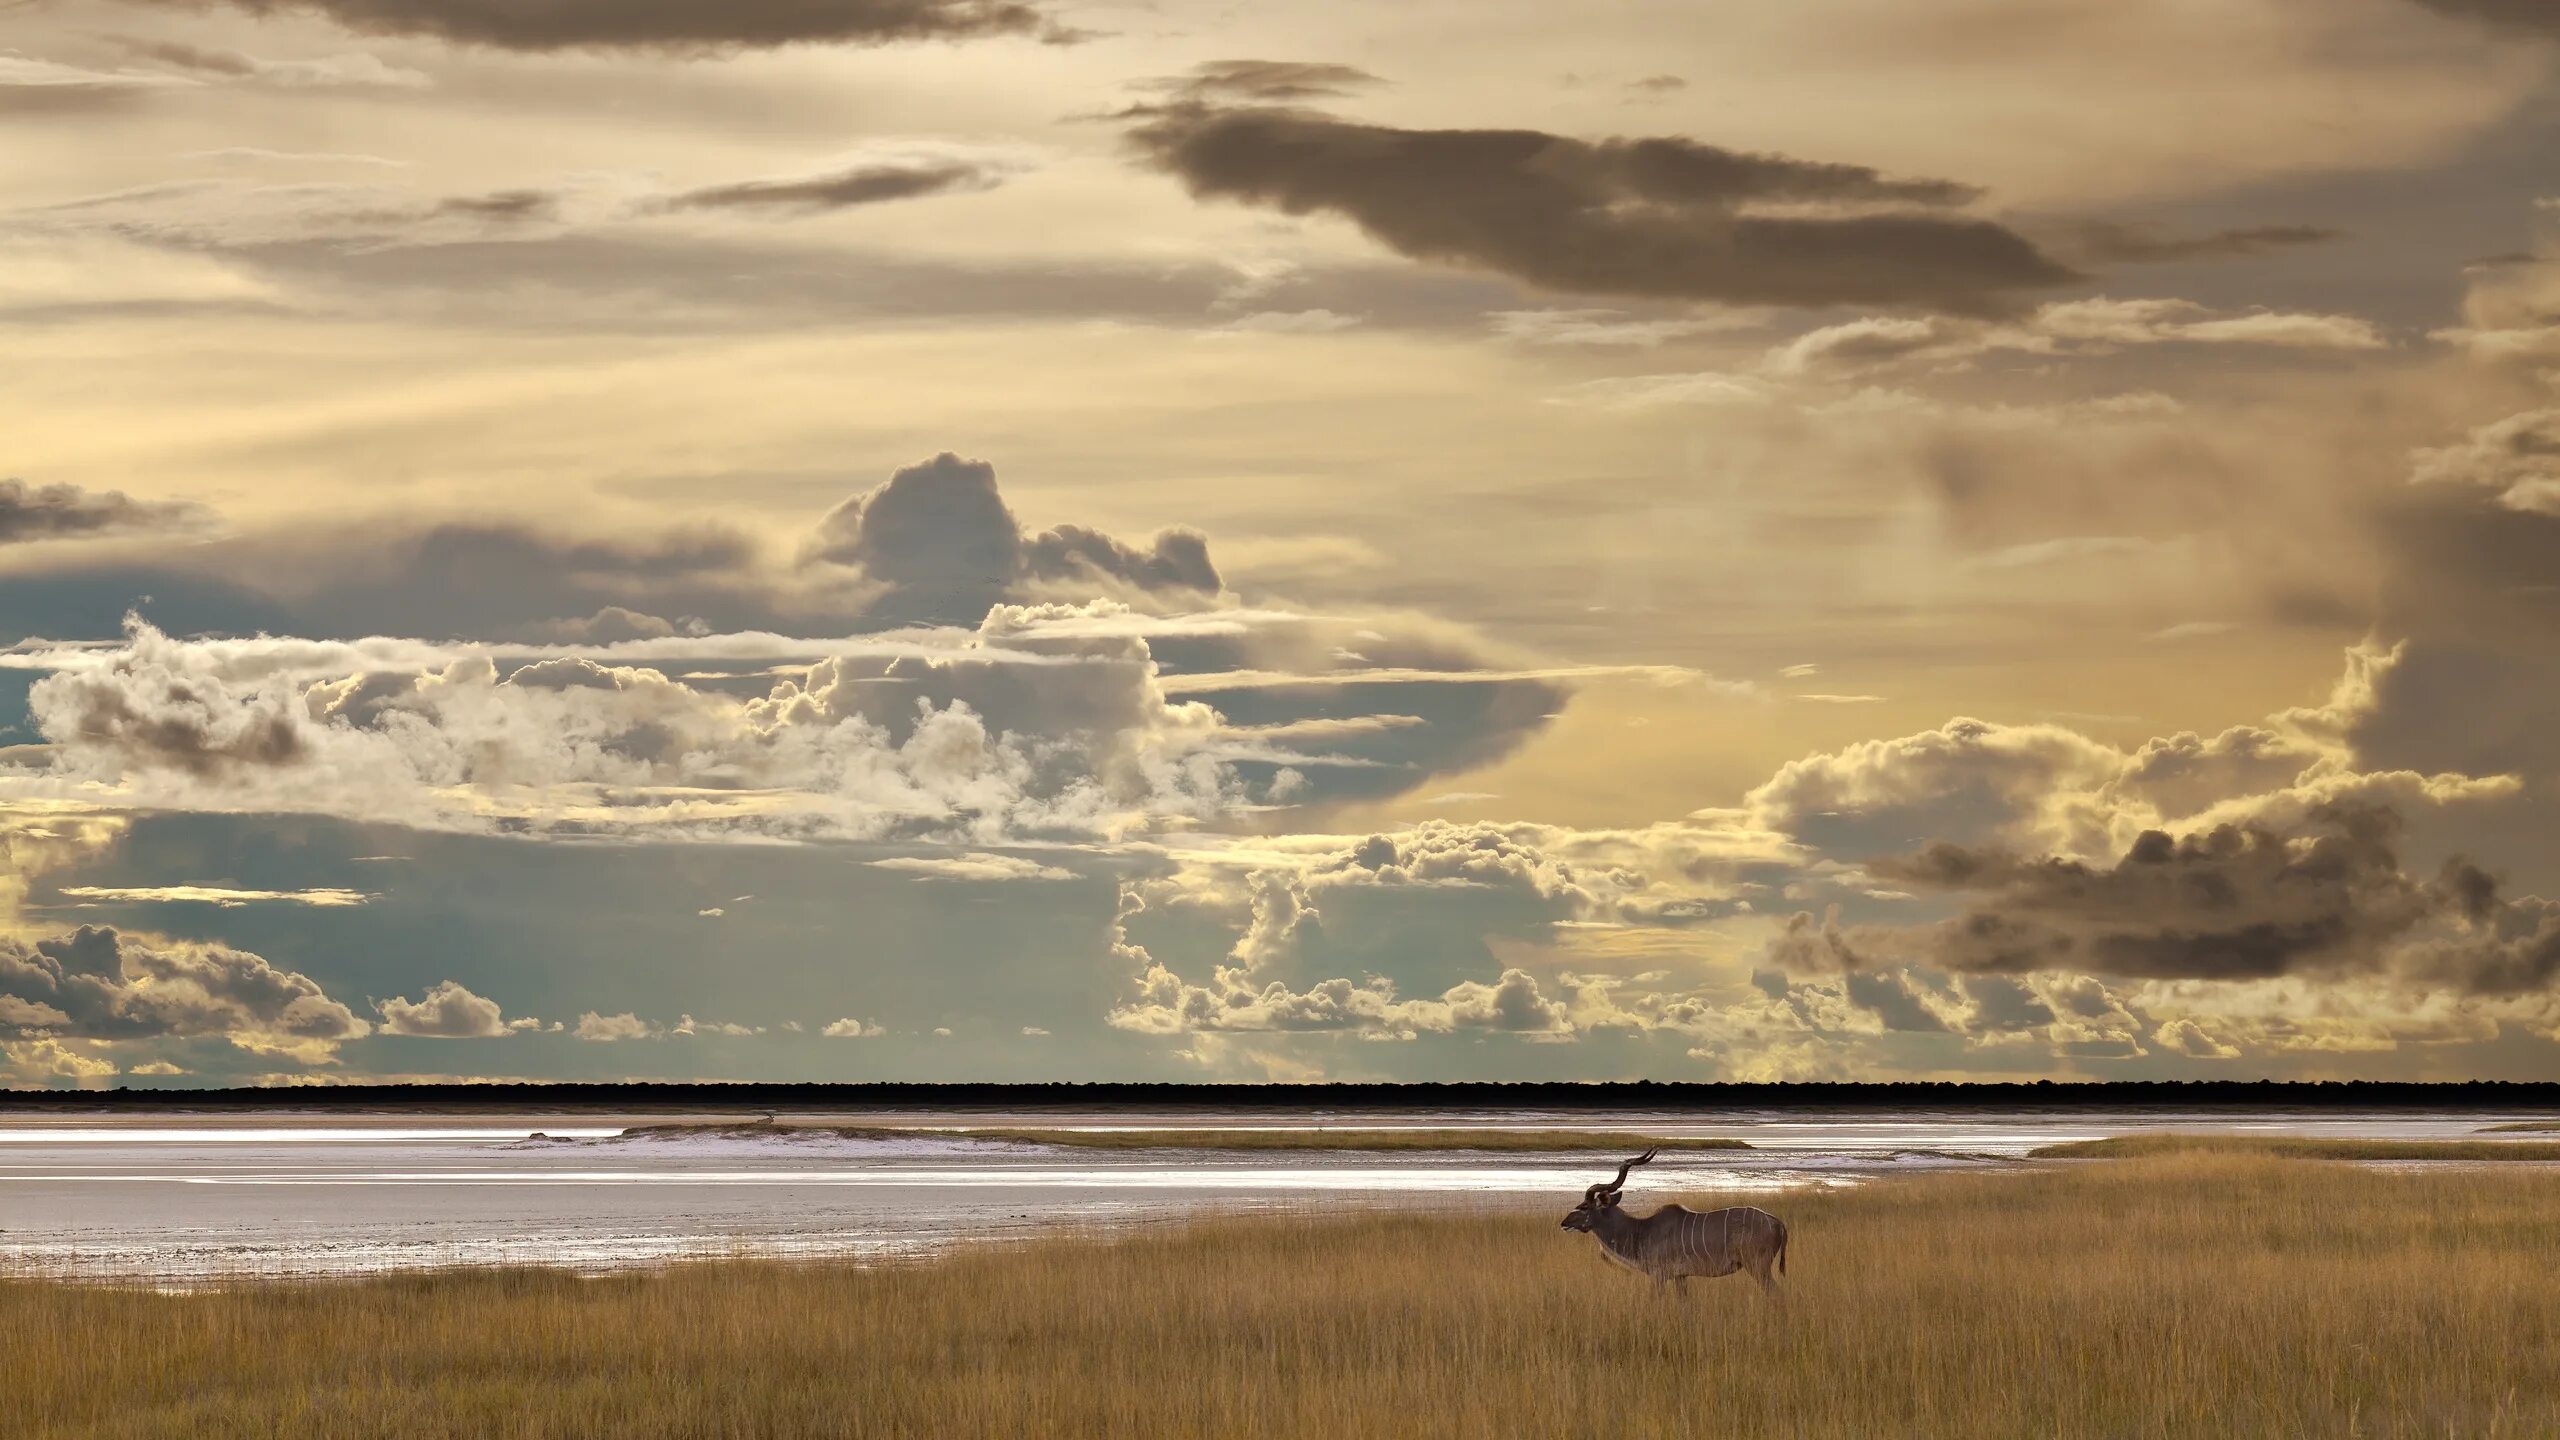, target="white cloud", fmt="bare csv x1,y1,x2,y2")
1488,308,1756,347
1765,298,2387,377
2410,408,2560,516
572,1011,657,1041
59,885,373,907
866,853,1077,882
376,980,510,1038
